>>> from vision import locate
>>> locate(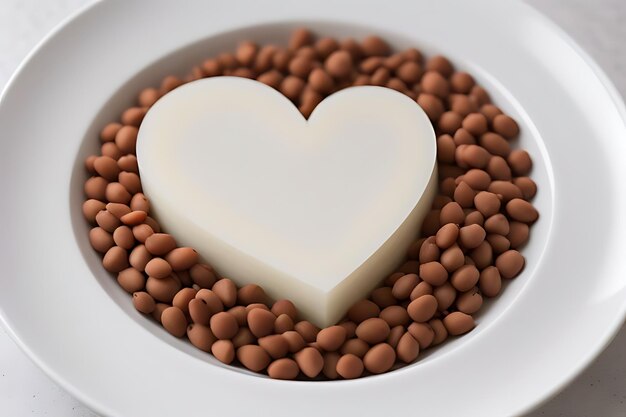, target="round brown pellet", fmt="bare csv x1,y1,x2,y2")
283,330,306,353
507,221,530,248
426,55,454,77
363,343,396,374
120,210,147,227
487,233,511,254
288,28,312,50
506,198,539,223
456,288,483,314
338,321,357,339
440,245,465,272
151,303,168,324
316,326,347,352
396,332,420,363
322,352,340,379
341,338,369,358
450,265,480,292
144,257,172,279
479,266,502,297
410,281,433,301
89,227,114,253
101,142,121,160
495,250,525,279
438,111,463,134
440,202,465,225
83,199,106,224
407,322,434,349
129,193,150,212
161,306,187,338
407,295,438,322
418,237,440,263
95,210,121,233
131,224,153,244
384,325,403,349
492,114,519,138
212,278,237,307
144,233,176,256
248,308,276,338
210,312,239,340
379,306,410,327
274,314,294,334
132,291,155,314
355,318,390,344
336,354,364,379
514,177,537,200
488,156,513,182
194,289,223,316
433,282,456,311
267,300,296,321
258,334,289,359
435,223,459,249
294,320,320,343
459,224,486,249
268,358,300,380
102,246,129,273
114,126,138,155
484,213,510,236
454,181,476,208
294,347,324,378
429,319,448,346
146,275,180,303
479,132,510,157
454,128,476,146
370,287,396,309
443,312,476,336
172,287,197,315
450,72,475,93
237,345,270,372
117,267,145,293
361,36,390,56
187,323,216,352
212,340,235,364
419,262,448,286
237,284,267,306
93,156,120,182
488,181,523,202
465,210,485,227
463,169,491,191
100,122,122,142
462,113,488,136
470,241,493,269
227,306,247,326
164,247,198,271
324,50,352,79
391,274,419,300
188,264,216,289
417,93,445,121
188,298,211,325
